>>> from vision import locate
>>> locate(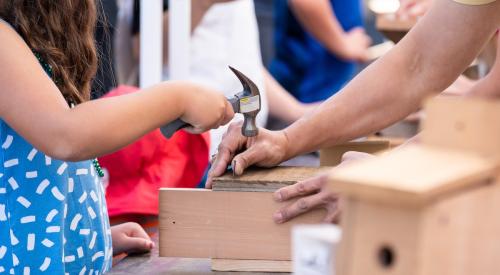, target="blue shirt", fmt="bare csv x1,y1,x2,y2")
270,0,364,103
